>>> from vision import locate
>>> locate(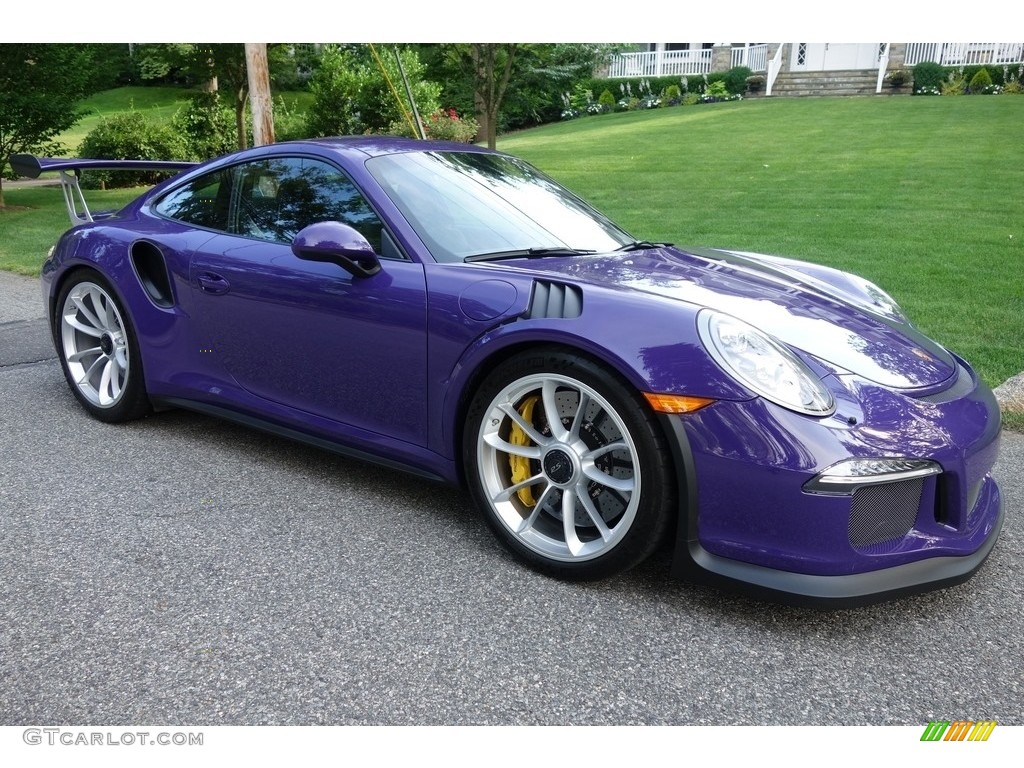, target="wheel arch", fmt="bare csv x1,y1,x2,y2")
49,262,126,345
